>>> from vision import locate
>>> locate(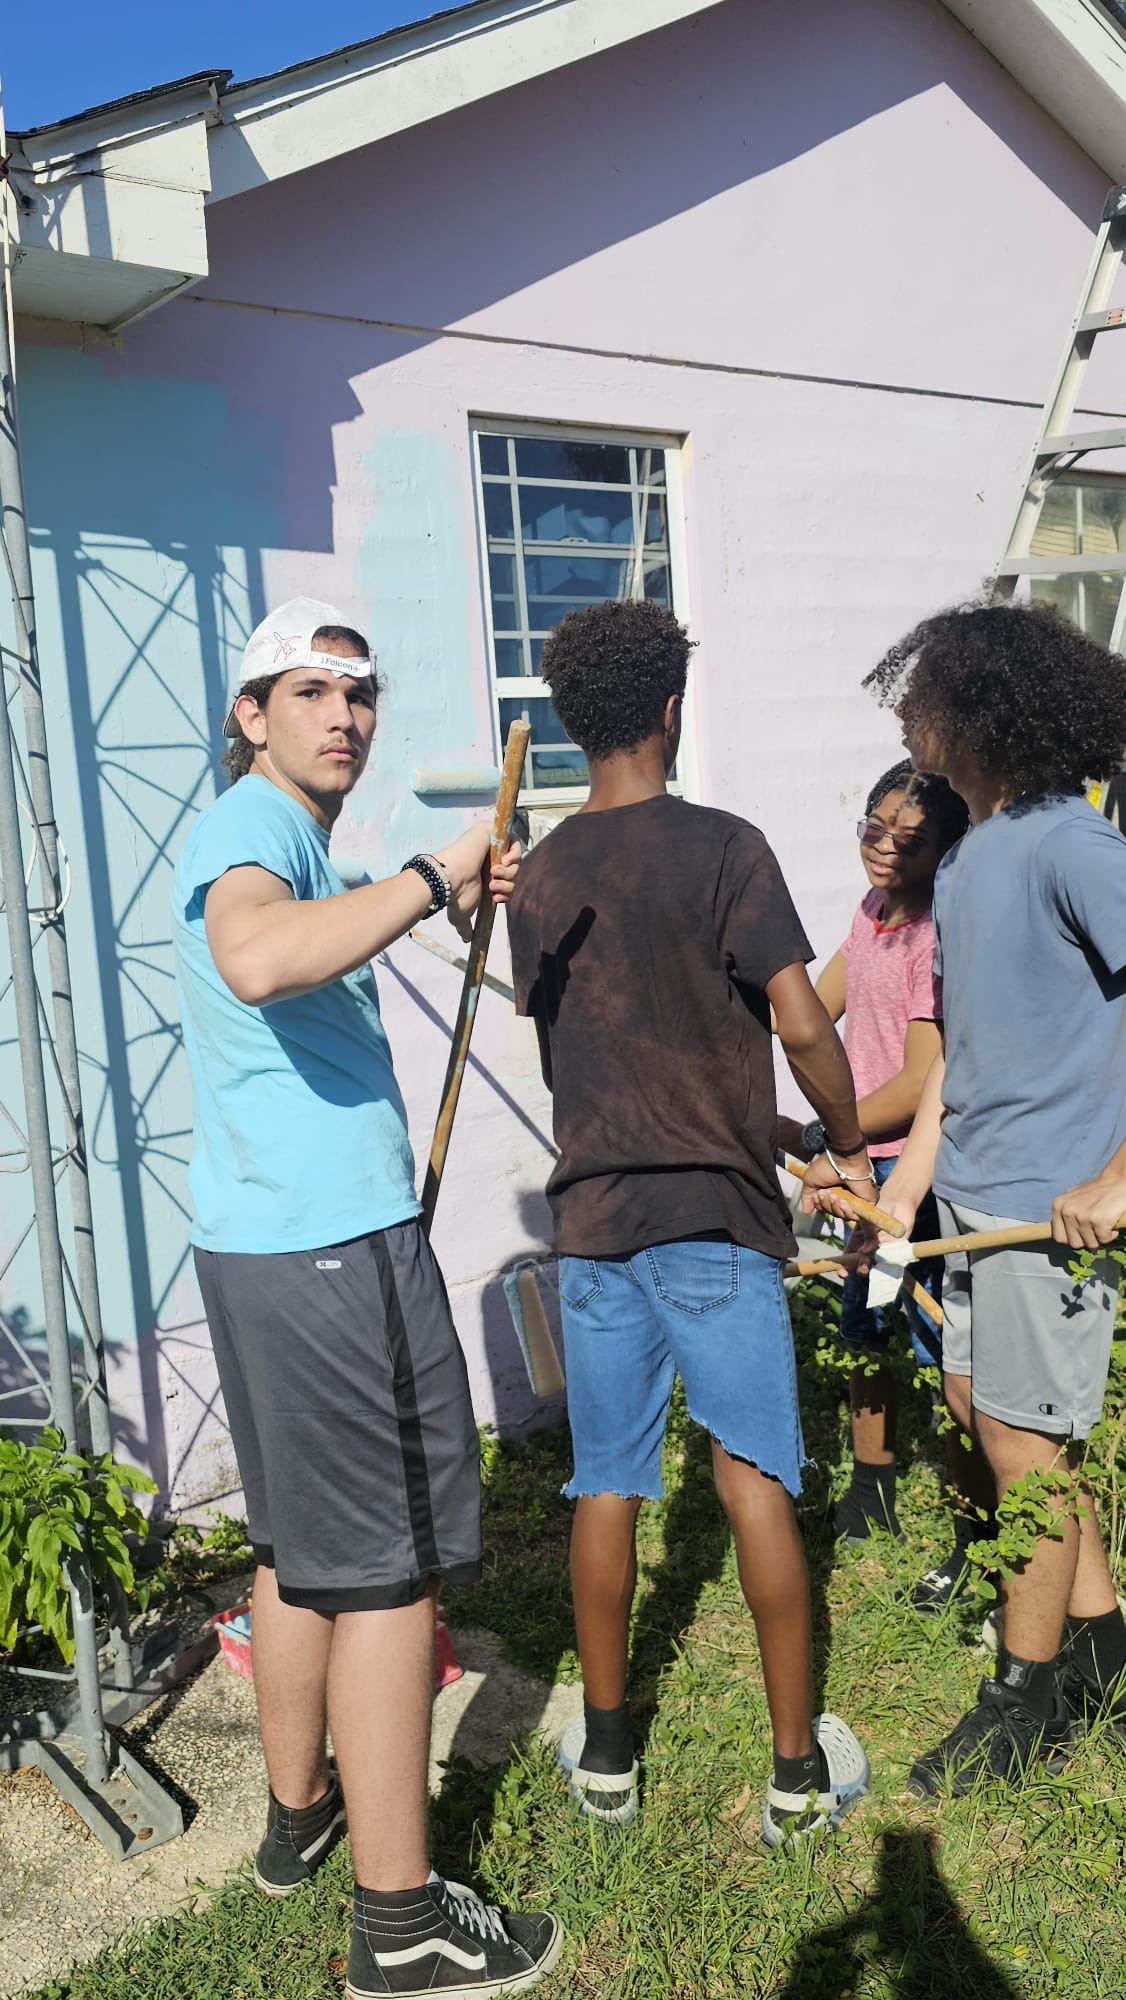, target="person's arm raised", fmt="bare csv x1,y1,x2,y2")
766,959,873,1218
206,823,514,1006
